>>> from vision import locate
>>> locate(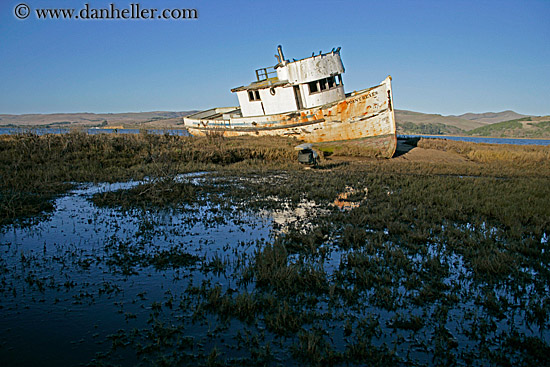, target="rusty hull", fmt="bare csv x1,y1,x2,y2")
185,76,397,158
